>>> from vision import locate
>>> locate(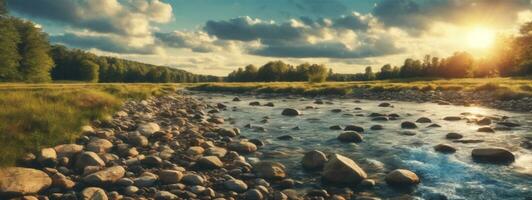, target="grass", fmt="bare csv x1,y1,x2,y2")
189,77,532,99
0,83,178,166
